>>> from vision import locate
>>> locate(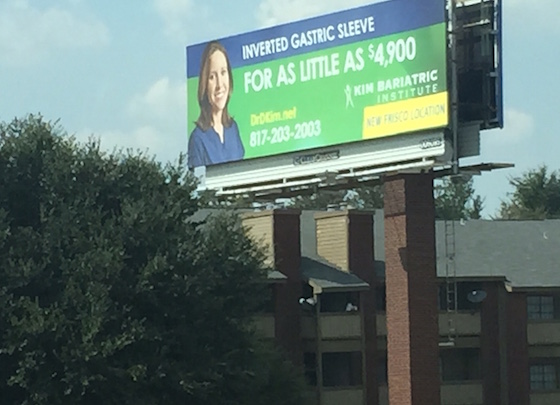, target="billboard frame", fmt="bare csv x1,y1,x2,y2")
185,0,504,195
200,129,450,195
